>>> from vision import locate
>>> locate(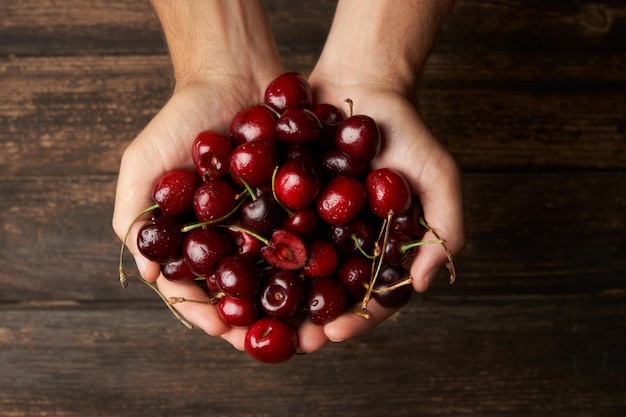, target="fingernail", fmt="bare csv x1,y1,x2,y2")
134,255,146,278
